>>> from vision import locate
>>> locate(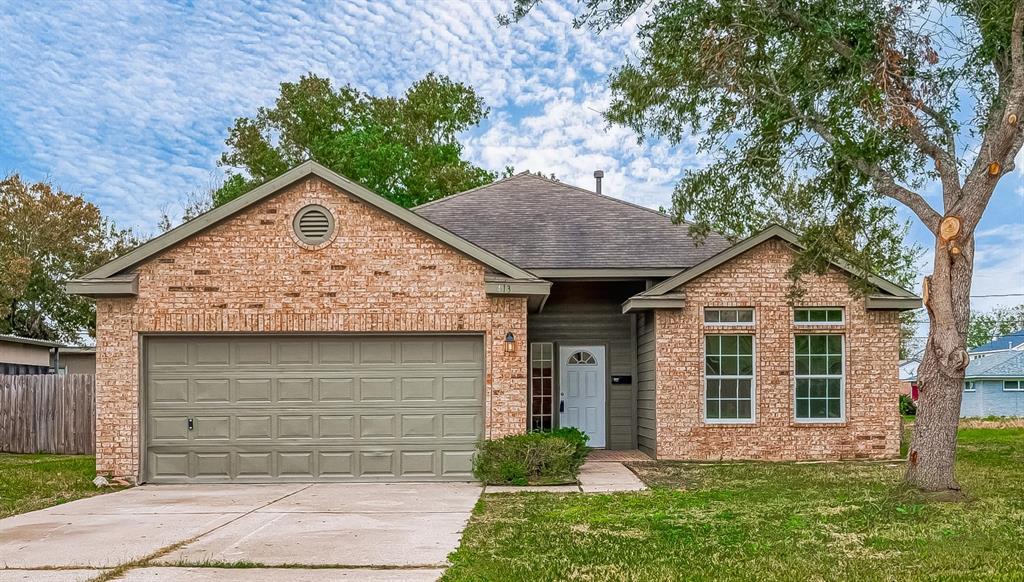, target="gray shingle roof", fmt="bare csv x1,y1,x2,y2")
966,351,1024,378
414,173,732,270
